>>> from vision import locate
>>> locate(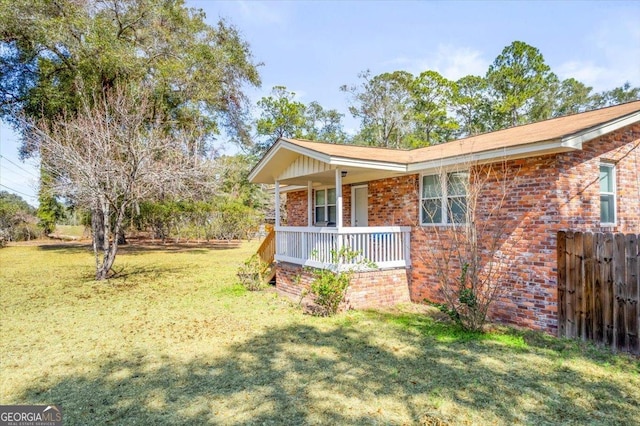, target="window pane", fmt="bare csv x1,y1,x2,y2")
422,175,442,198
599,165,613,193
422,199,442,224
315,207,325,223
315,189,325,206
327,188,336,204
328,206,337,223
447,172,468,196
448,196,467,224
600,194,615,223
